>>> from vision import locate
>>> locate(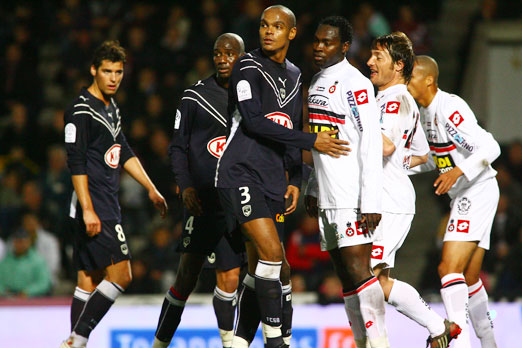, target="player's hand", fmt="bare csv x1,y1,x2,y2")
434,166,463,195
149,188,168,218
313,130,351,158
361,213,381,231
304,195,319,218
83,209,101,237
284,185,300,215
182,187,202,216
